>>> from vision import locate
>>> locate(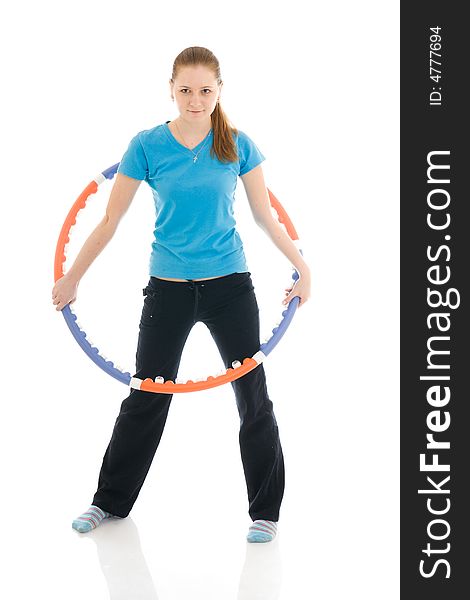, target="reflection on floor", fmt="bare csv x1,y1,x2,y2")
77,515,282,599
